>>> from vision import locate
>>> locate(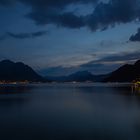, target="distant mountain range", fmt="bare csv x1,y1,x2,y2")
46,71,108,82
0,59,139,83
0,60,46,82
46,60,140,82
